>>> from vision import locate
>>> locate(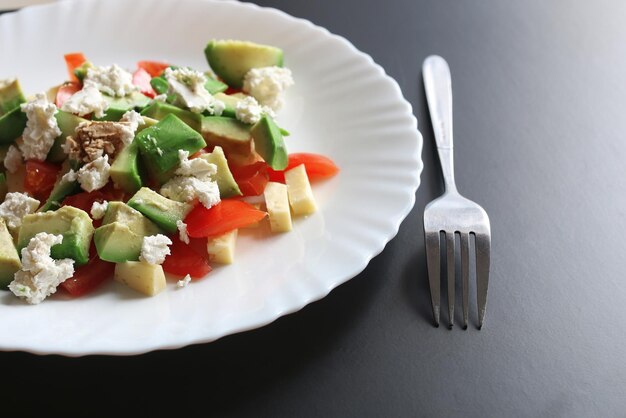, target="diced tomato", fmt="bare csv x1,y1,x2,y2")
267,153,340,183
185,200,267,238
224,87,242,95
132,67,156,98
229,161,269,196
60,244,115,297
137,60,170,78
64,53,87,83
61,184,126,214
190,148,208,159
55,82,81,108
162,236,212,278
24,160,61,201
